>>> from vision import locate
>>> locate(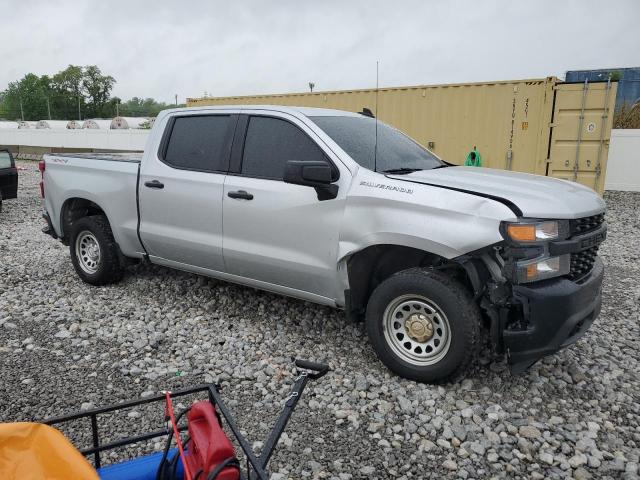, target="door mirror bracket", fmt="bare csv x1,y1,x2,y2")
283,160,338,200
